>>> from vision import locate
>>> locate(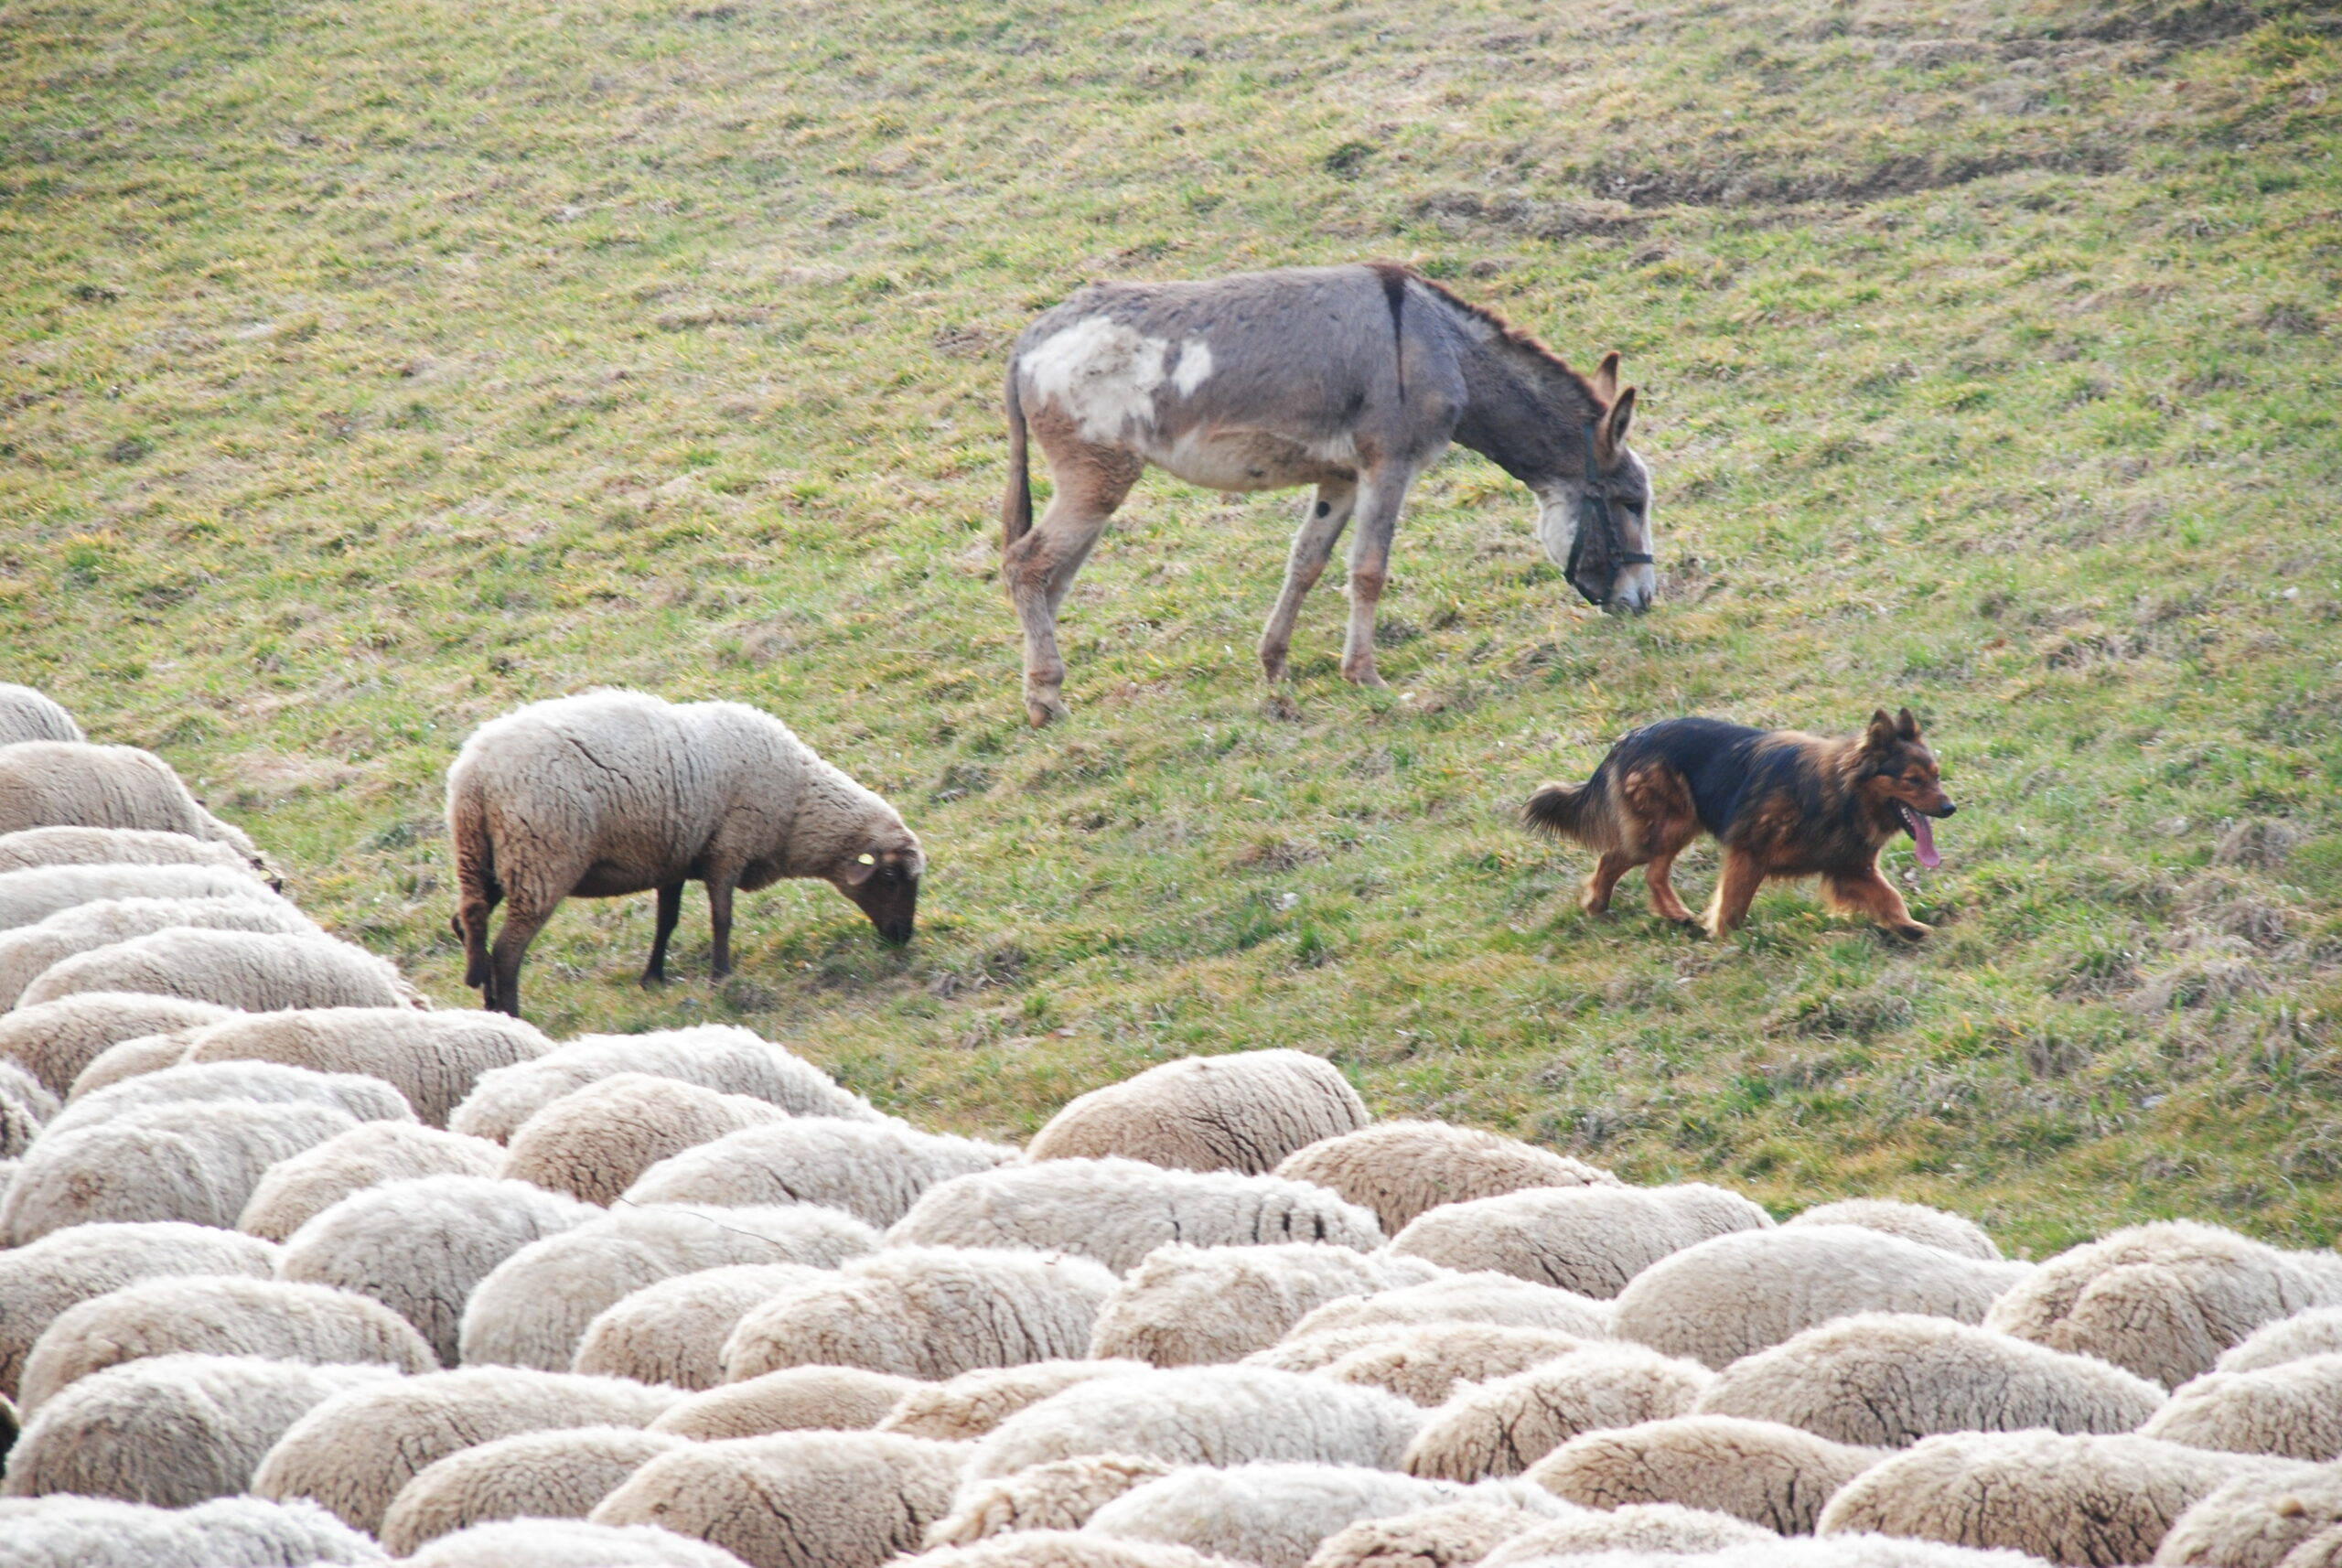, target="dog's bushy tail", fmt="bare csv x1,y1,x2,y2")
1523,780,1605,845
